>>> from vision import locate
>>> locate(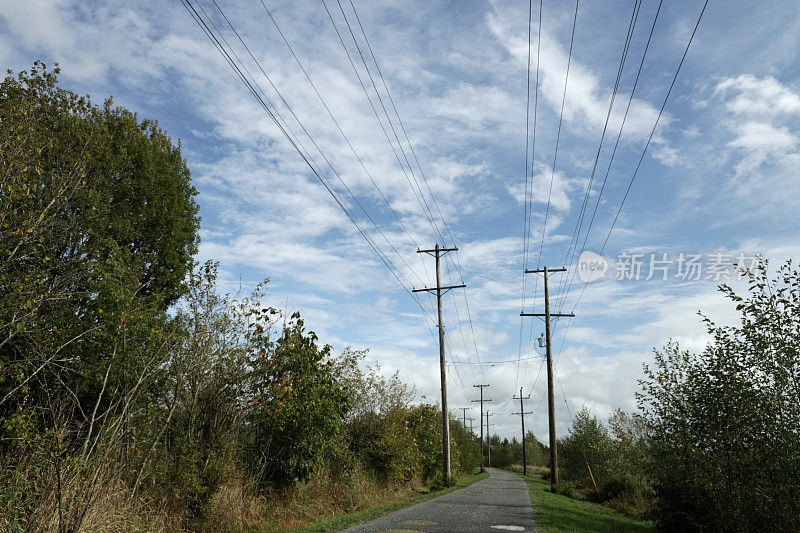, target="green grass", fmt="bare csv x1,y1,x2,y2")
511,473,657,533
286,471,489,532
